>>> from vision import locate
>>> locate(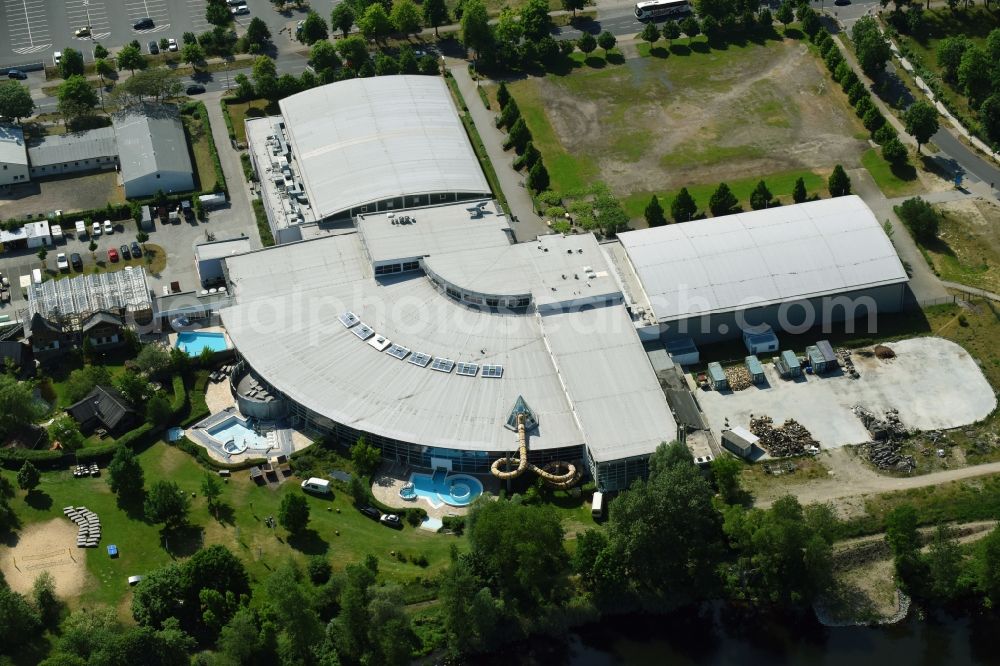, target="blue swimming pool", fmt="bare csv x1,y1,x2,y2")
176,331,228,357
206,416,268,452
408,471,483,508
